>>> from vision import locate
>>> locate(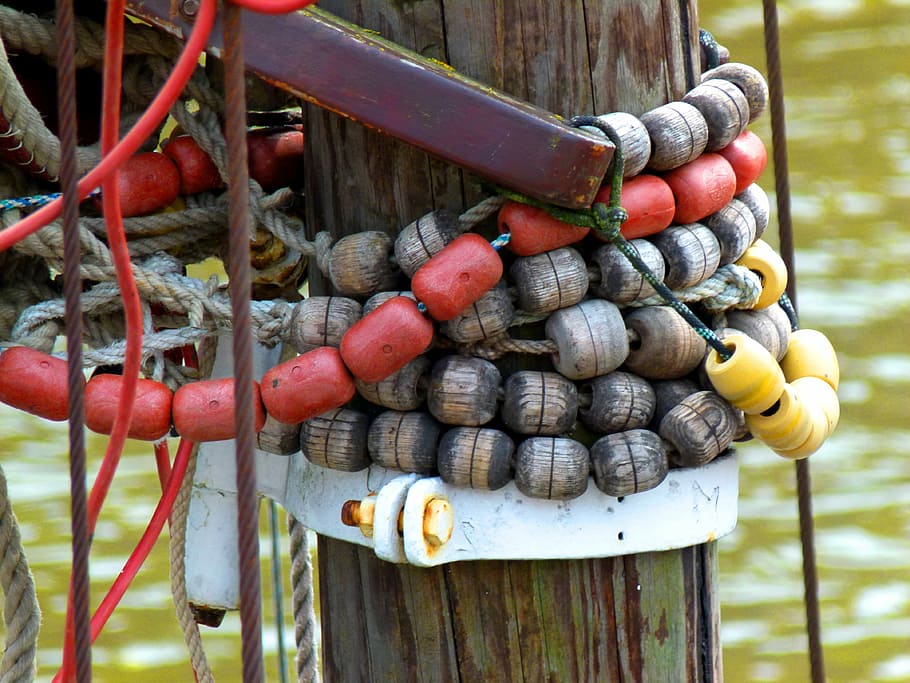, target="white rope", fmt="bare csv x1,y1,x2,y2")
168,338,218,683
629,263,762,312
288,515,319,683
0,465,40,683
458,195,506,232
